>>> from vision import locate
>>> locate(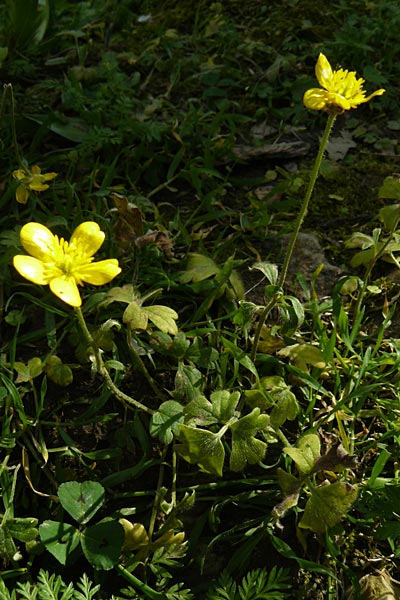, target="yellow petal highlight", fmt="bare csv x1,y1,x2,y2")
315,53,333,89
304,53,385,114
70,222,105,256
77,259,122,285
13,255,49,285
50,276,82,307
20,223,57,261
